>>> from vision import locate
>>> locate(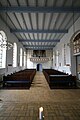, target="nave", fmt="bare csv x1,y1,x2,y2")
0,72,80,120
